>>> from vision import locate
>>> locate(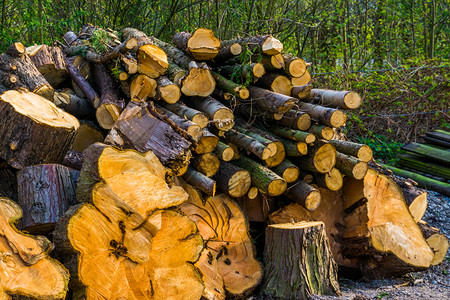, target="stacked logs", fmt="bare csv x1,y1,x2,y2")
0,24,446,299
